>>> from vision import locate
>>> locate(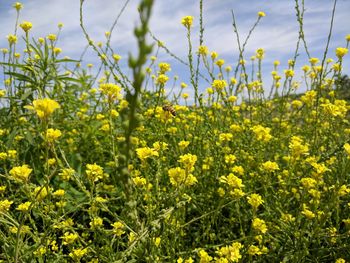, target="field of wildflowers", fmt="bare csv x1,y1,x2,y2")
1,0,350,262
